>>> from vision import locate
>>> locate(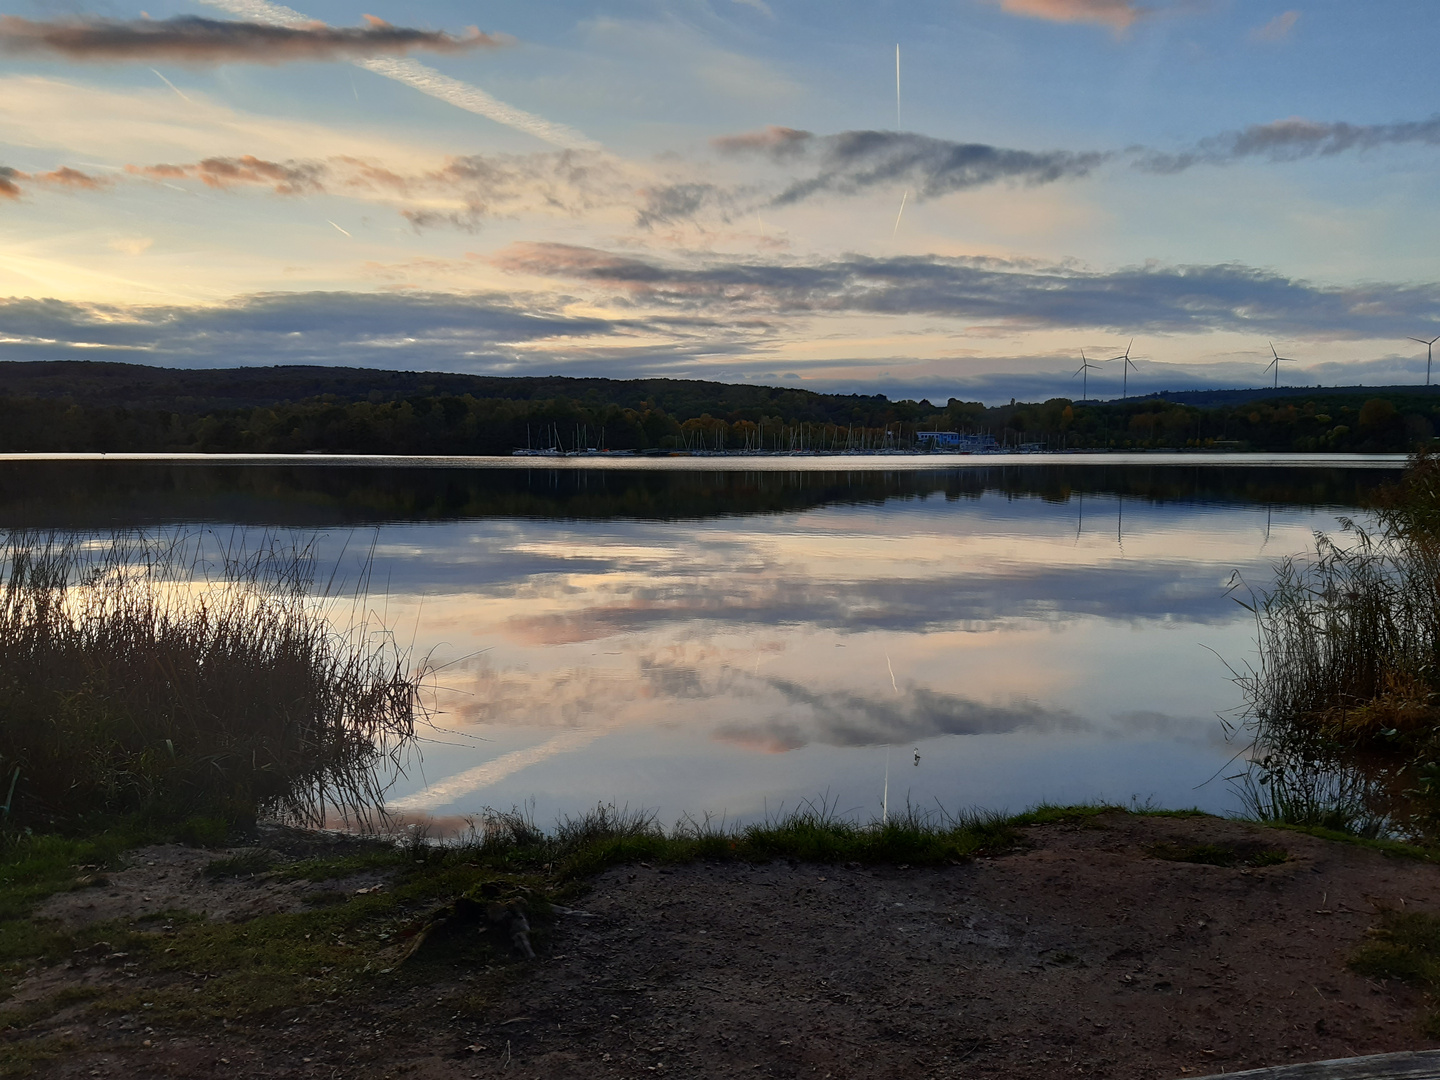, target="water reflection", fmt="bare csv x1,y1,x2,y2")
0,460,1395,528
0,461,1402,825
